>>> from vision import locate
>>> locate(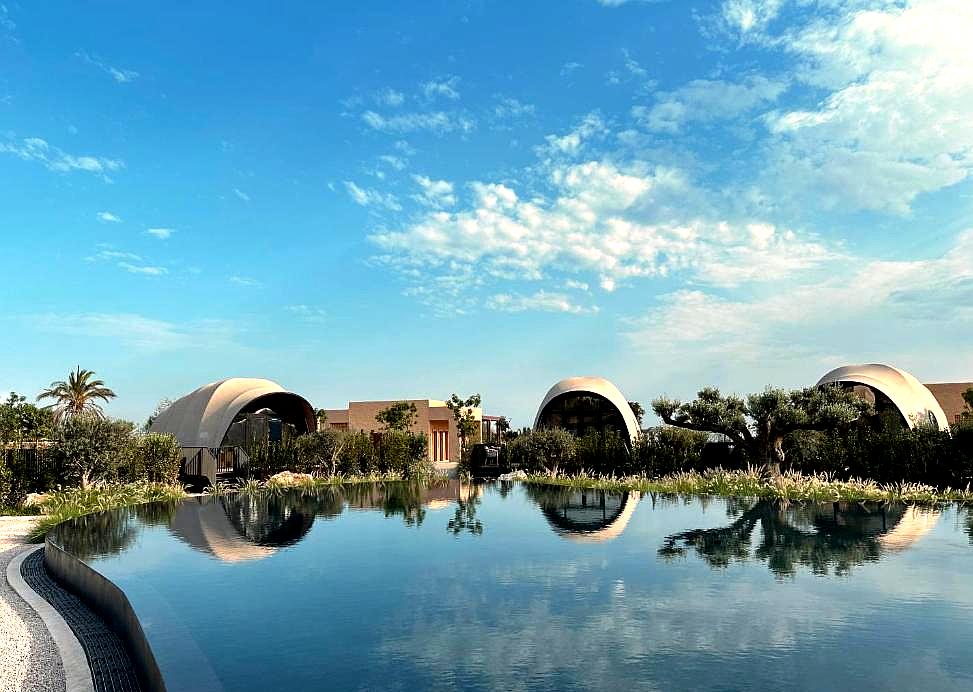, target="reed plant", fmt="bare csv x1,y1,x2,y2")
29,480,186,541
525,466,973,504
